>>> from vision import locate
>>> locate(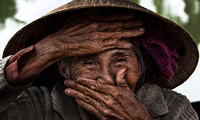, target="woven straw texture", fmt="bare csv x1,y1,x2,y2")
3,0,199,89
